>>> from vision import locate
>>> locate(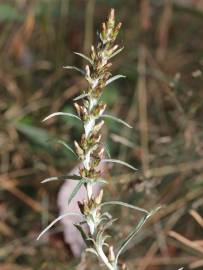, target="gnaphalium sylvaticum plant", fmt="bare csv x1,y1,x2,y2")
37,9,159,270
